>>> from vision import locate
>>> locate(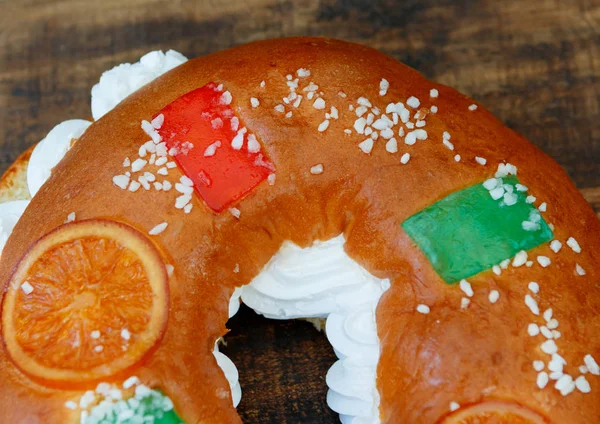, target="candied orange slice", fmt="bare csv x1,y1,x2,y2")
440,401,549,424
2,219,168,384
